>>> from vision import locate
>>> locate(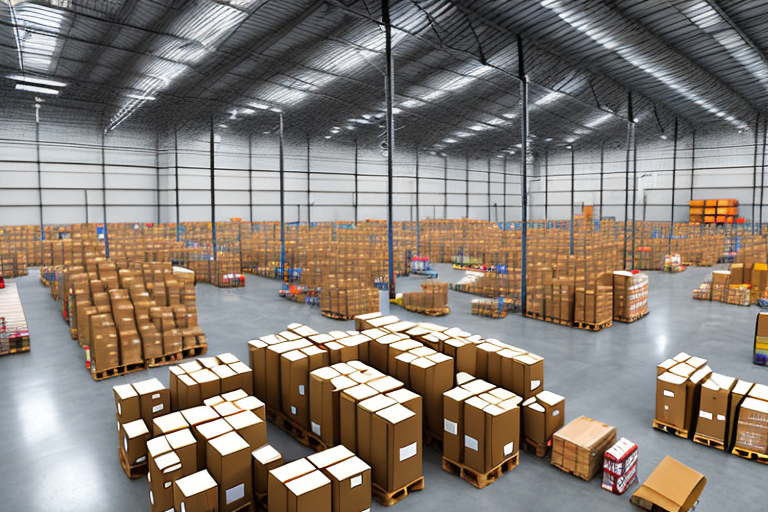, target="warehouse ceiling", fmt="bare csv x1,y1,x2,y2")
0,0,766,155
